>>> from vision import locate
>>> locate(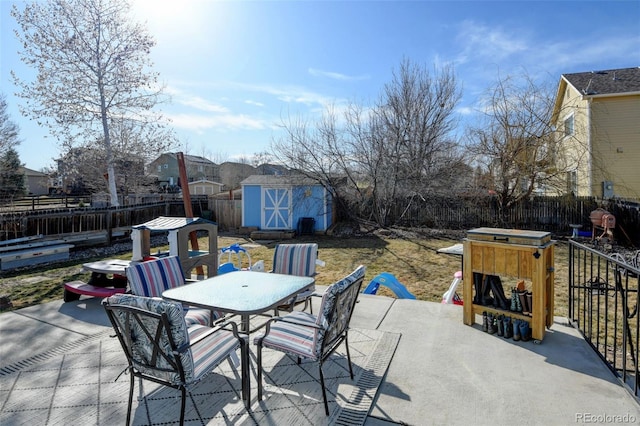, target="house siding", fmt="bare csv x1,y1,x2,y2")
554,83,592,197
590,95,640,199
552,68,640,201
